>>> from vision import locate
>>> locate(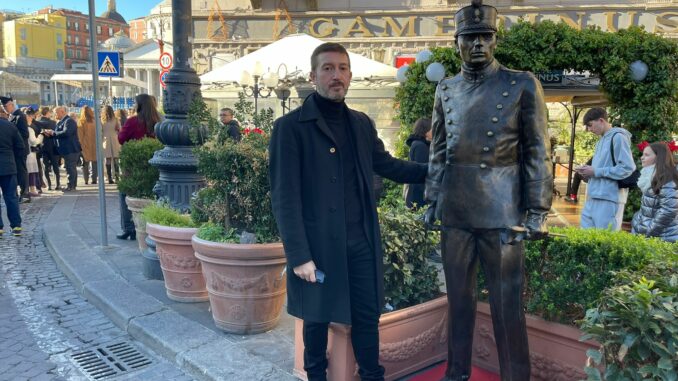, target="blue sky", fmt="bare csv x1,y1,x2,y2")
6,1,160,21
